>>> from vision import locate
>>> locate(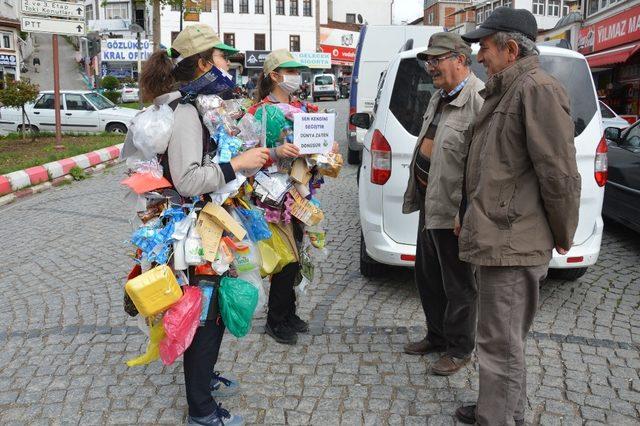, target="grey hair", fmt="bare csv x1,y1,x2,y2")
492,31,539,58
